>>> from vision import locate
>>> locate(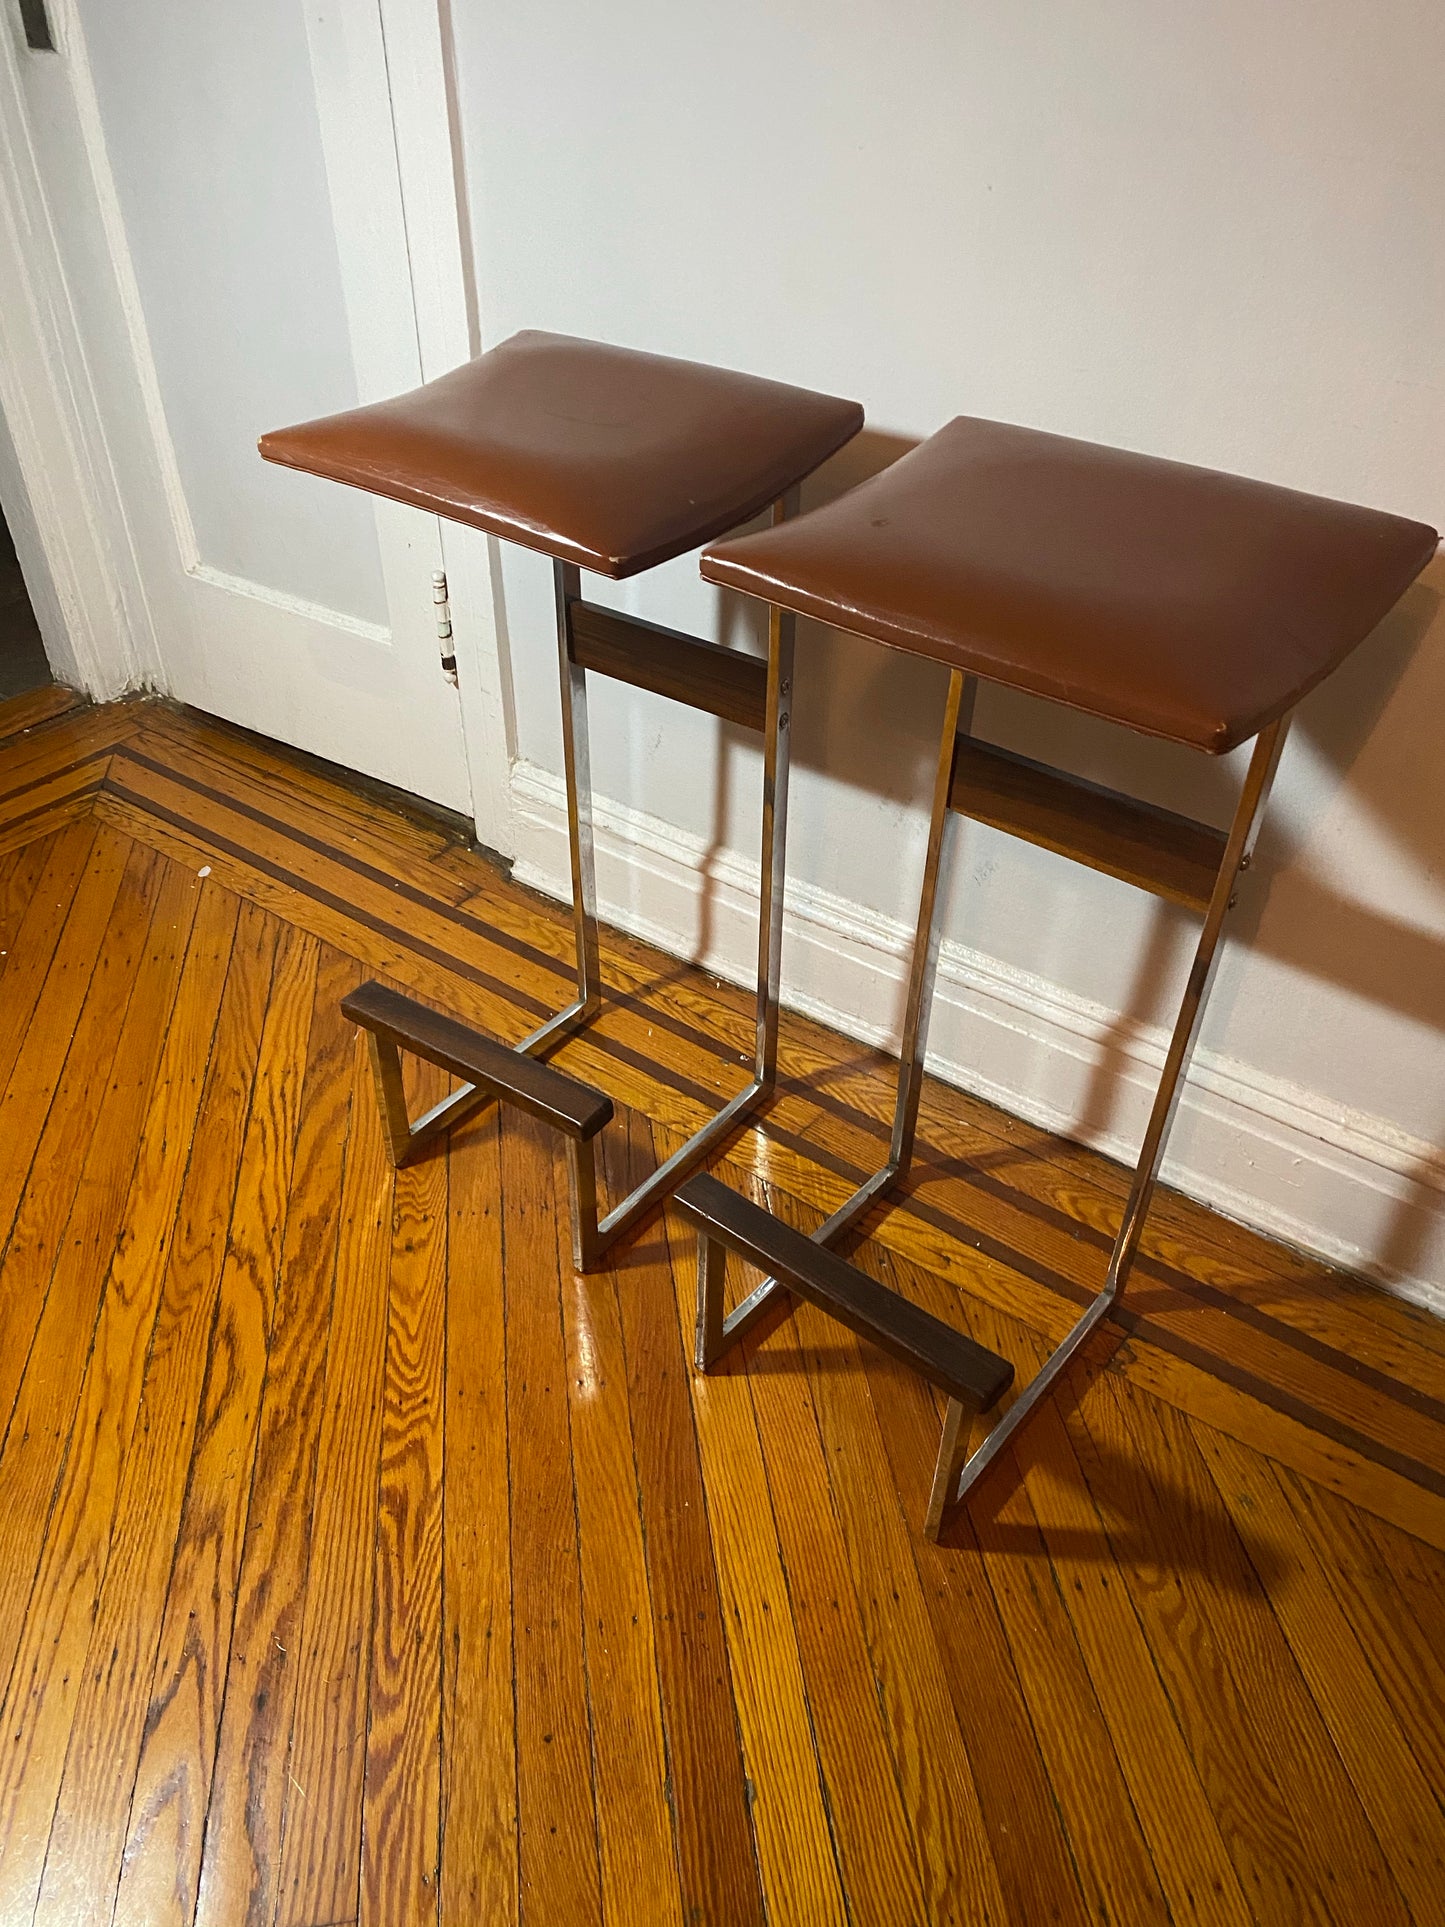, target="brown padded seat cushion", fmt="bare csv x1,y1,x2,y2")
702,417,1438,752
259,331,863,580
